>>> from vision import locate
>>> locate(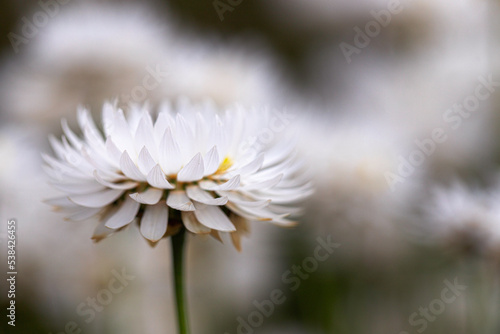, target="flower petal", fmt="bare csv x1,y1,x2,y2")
120,151,146,181
218,191,270,208
67,207,102,222
229,214,250,252
226,202,273,220
134,113,158,160
186,186,228,205
69,189,124,208
181,211,211,234
105,196,141,228
241,174,283,190
147,164,175,189
61,119,83,150
235,153,264,175
110,109,135,154
159,127,182,174
175,113,195,162
199,175,241,191
193,202,236,232
140,203,169,242
177,153,204,182
166,191,195,211
44,196,77,208
50,180,105,195
203,146,220,176
105,137,122,166
129,188,163,205
137,146,156,175
93,170,139,190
